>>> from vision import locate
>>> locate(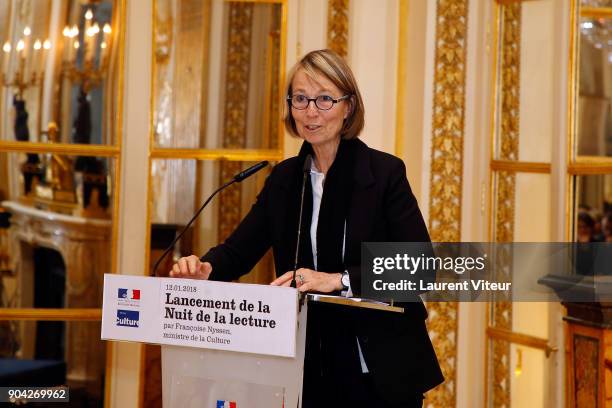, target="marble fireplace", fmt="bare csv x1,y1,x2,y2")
1,200,111,397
